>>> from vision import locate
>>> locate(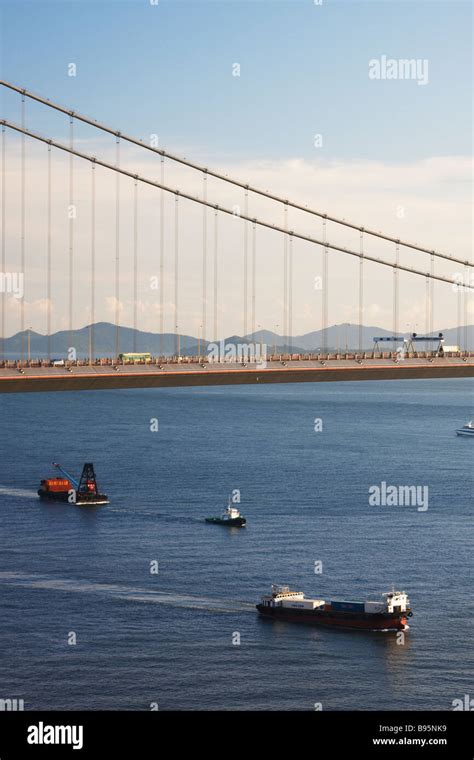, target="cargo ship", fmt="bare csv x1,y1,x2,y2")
38,462,109,505
256,585,412,631
205,497,246,527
